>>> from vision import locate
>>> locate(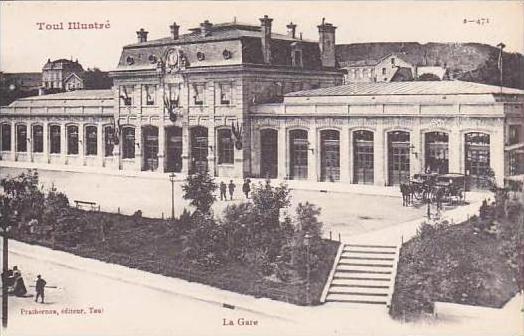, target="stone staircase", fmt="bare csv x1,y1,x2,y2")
321,243,400,307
